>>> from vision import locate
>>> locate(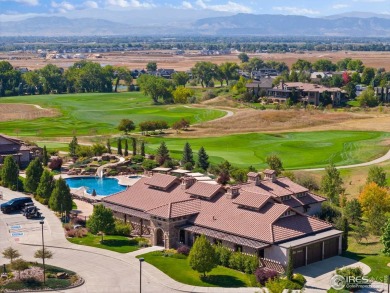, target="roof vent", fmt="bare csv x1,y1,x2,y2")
226,185,240,199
